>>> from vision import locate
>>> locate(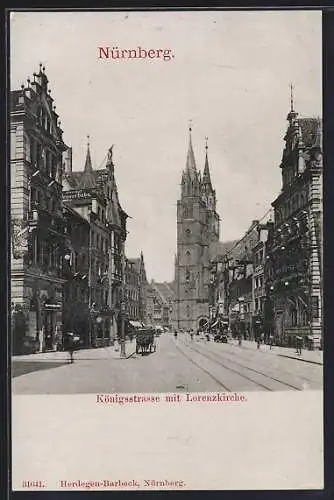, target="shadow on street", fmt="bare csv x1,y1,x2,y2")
12,361,68,378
